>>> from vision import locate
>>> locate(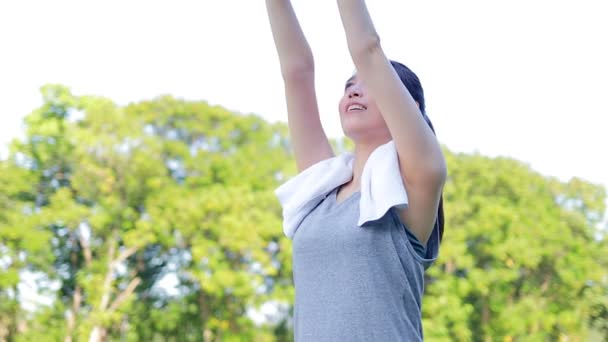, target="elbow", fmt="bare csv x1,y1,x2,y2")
409,154,447,189
426,156,448,188
425,147,448,181
280,60,315,80
281,66,315,84
434,159,448,185
348,33,382,64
